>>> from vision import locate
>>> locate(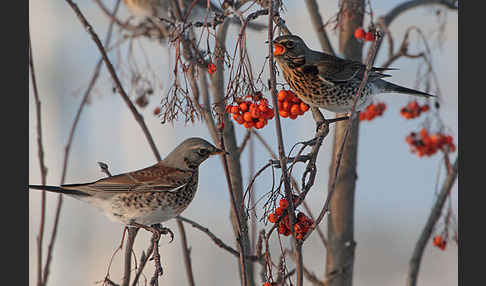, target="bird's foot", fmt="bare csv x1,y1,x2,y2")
150,224,174,243
313,118,332,136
